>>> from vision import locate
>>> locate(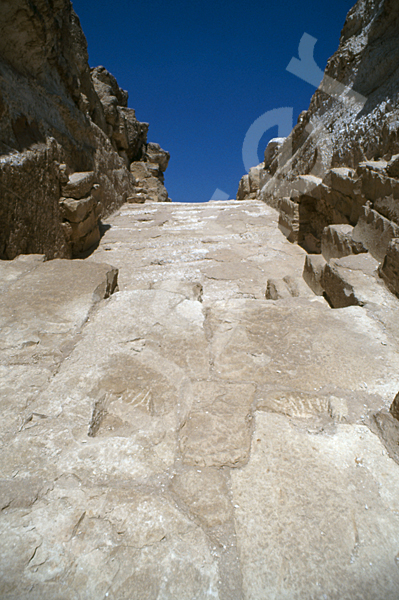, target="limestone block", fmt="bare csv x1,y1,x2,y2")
62,172,95,200
379,238,399,297
144,142,170,172
59,196,95,223
387,154,399,178
303,254,327,295
73,223,101,255
266,276,311,300
236,174,250,200
170,468,233,528
112,106,130,149
264,137,285,170
357,165,399,202
321,254,379,308
353,204,399,261
323,167,359,198
69,209,97,243
248,164,263,192
130,161,150,180
357,160,388,175
126,194,145,204
321,224,367,261
291,175,323,200
321,263,362,308
375,195,399,225
231,413,399,600
319,187,354,219
278,197,299,242
0,259,119,354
